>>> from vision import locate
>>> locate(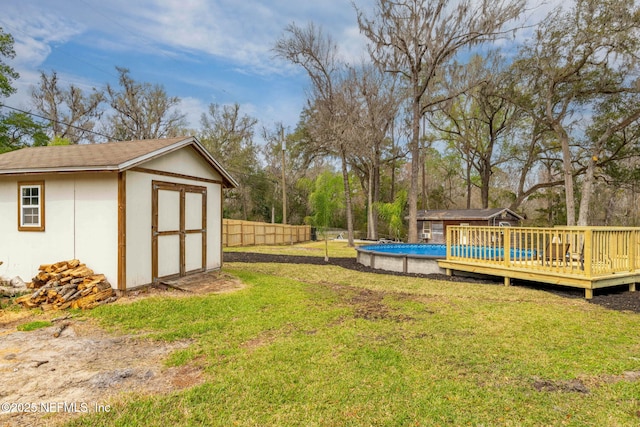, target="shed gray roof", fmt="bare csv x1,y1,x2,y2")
415,208,524,221
0,136,237,188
